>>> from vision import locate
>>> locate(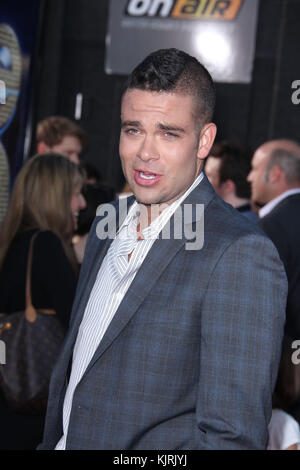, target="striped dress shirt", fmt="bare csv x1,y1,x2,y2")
55,172,204,449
